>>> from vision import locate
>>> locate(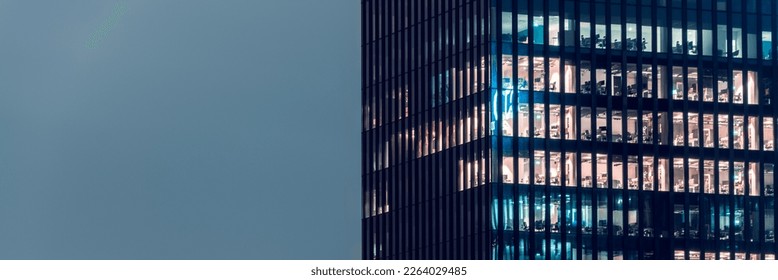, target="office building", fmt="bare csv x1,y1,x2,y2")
362,0,777,260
